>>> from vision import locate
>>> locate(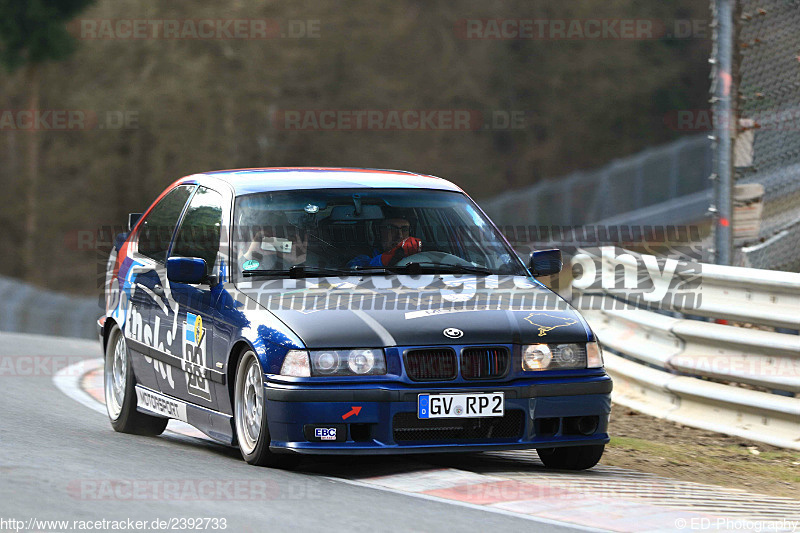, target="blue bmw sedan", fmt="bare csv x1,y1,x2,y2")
99,167,611,469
